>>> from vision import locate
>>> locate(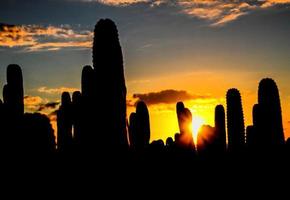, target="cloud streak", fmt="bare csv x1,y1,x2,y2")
37,86,79,94
82,0,290,26
0,23,92,51
24,95,60,113
133,89,210,105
